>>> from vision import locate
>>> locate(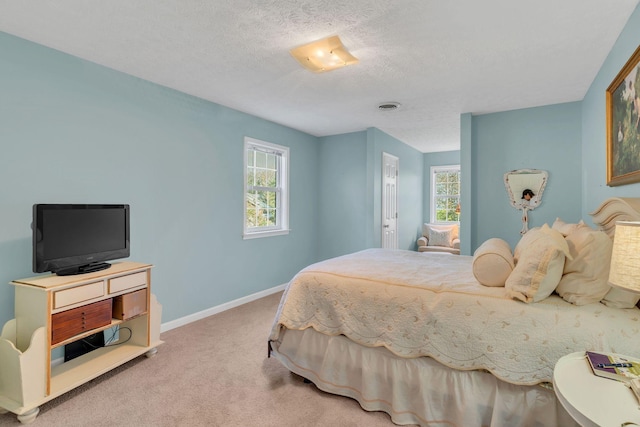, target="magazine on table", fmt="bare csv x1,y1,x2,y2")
586,351,640,382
